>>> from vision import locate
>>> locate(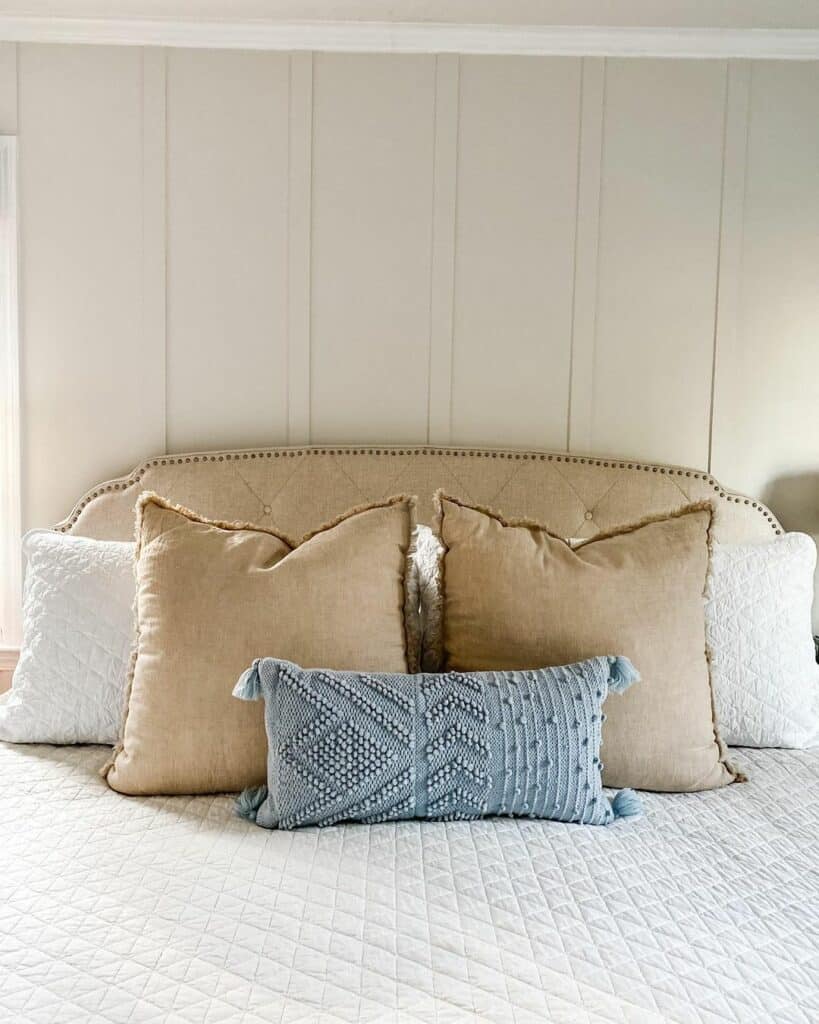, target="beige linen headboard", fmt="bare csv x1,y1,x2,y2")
54,444,782,544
